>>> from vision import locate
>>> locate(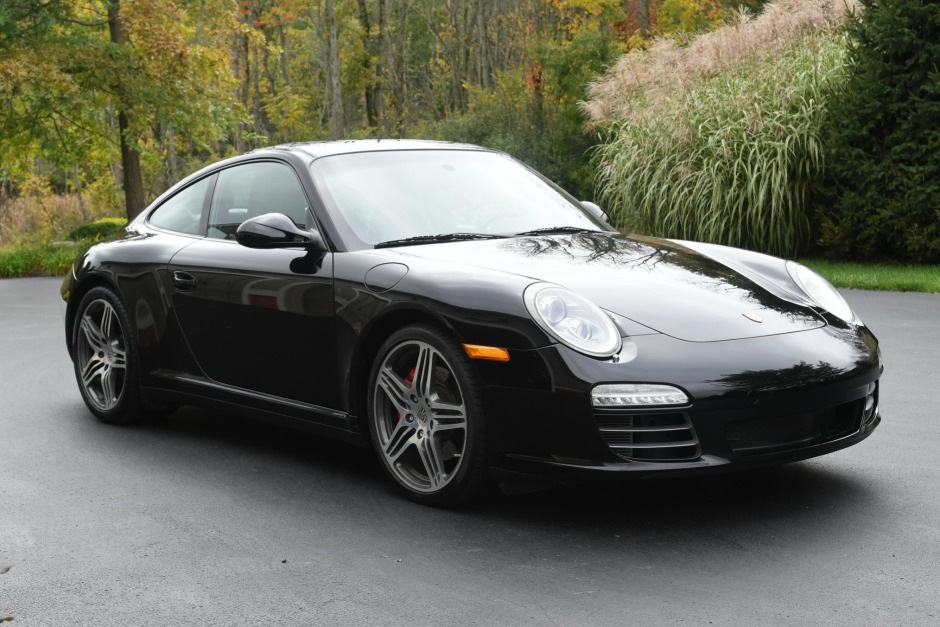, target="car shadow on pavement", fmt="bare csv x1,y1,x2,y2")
130,407,874,526
132,404,384,480
114,403,878,556
478,461,871,526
